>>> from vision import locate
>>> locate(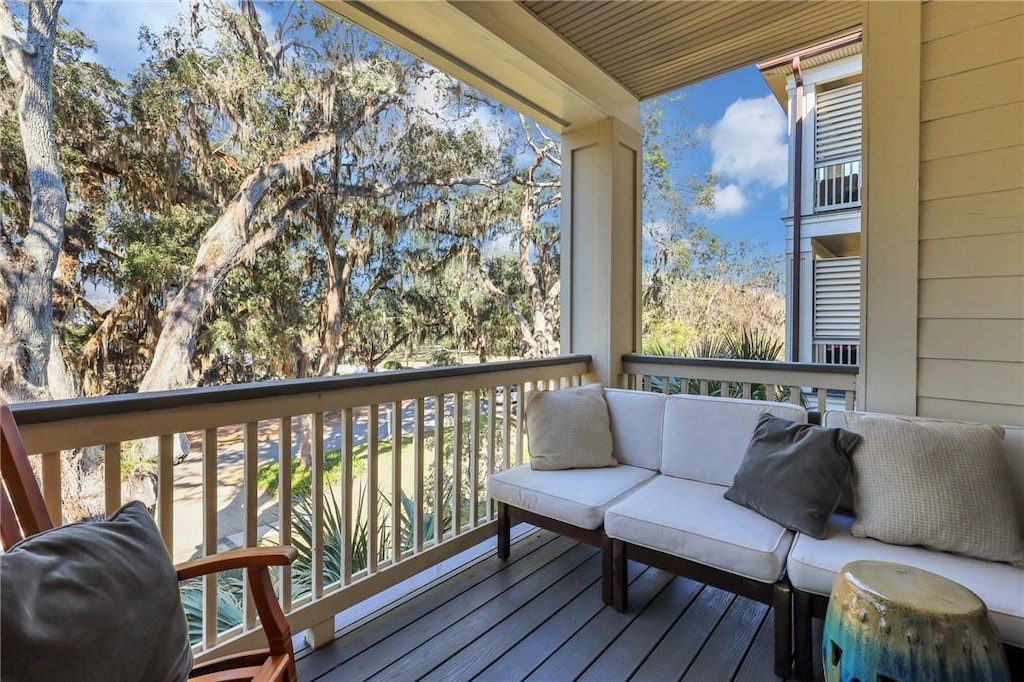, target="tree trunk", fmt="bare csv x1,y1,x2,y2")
0,0,67,402
139,96,391,395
